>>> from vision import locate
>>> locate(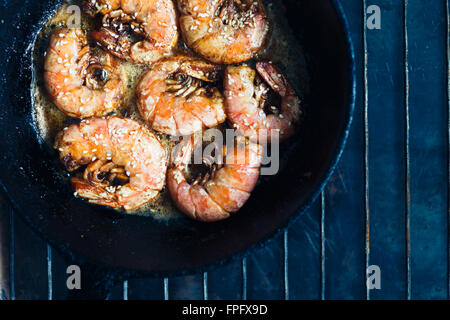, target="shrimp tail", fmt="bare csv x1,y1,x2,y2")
83,0,99,16
180,60,222,82
91,28,131,61
256,61,294,97
171,137,194,168
72,177,120,208
116,186,159,211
